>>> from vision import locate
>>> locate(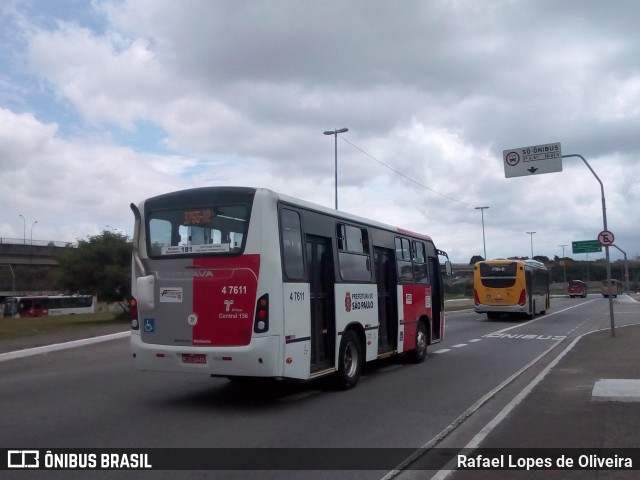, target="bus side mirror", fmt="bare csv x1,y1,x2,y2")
445,261,452,277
